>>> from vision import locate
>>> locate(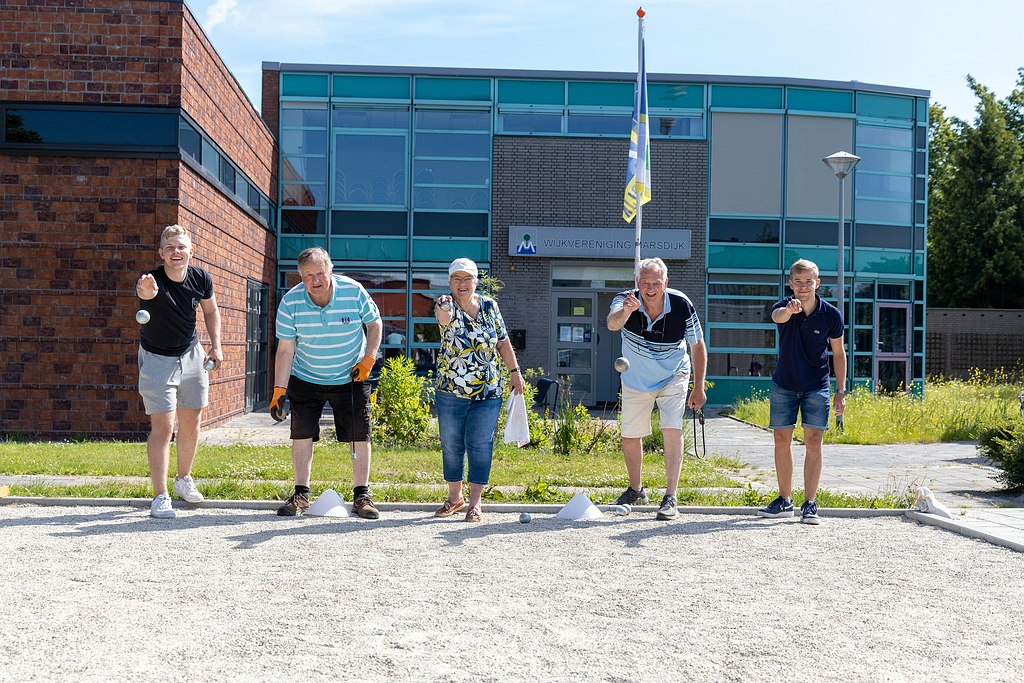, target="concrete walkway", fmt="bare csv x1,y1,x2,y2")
3,408,1023,552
